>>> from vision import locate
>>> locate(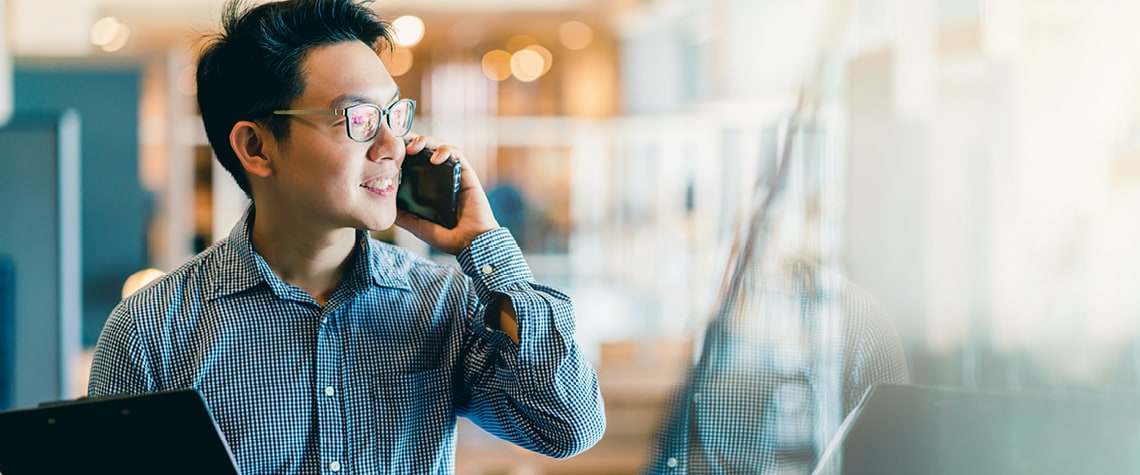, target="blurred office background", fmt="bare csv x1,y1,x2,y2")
3,0,1140,473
